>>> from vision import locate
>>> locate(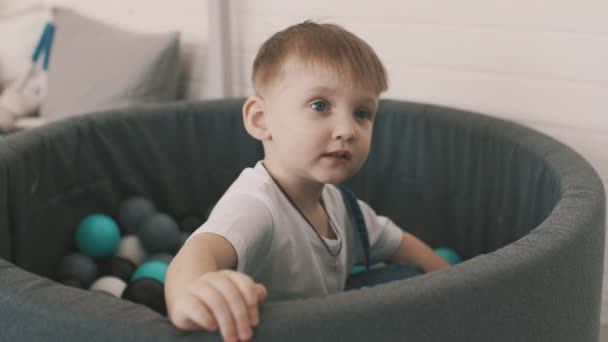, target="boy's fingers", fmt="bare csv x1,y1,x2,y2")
225,272,264,327
192,282,240,342
250,284,267,327
255,284,267,301
213,271,253,340
209,274,254,341
185,297,218,331
168,296,217,331
224,272,262,306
